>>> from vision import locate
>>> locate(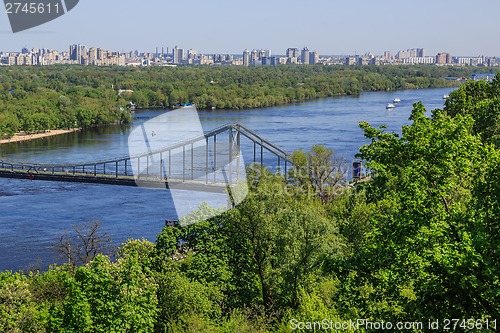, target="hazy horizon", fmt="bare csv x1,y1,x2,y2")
1,0,499,56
